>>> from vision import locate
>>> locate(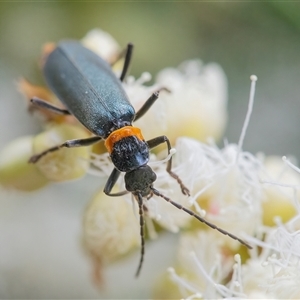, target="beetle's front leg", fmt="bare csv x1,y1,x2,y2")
147,136,190,196
104,167,129,197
